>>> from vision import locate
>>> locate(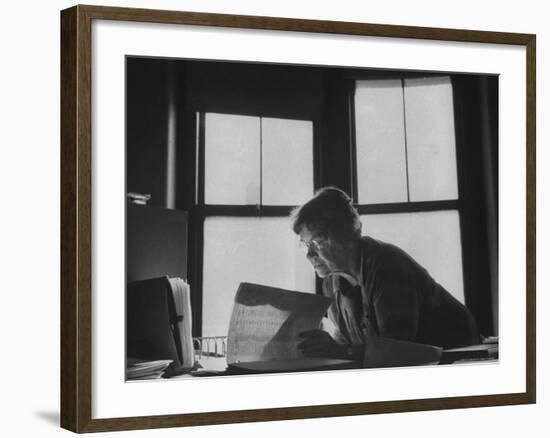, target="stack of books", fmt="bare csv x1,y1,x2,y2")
440,337,499,364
